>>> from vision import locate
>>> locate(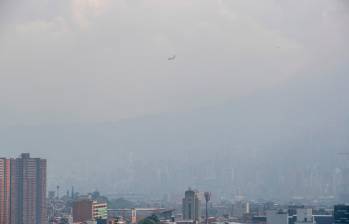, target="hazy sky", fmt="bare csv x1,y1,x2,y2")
0,0,348,125
1,0,349,196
